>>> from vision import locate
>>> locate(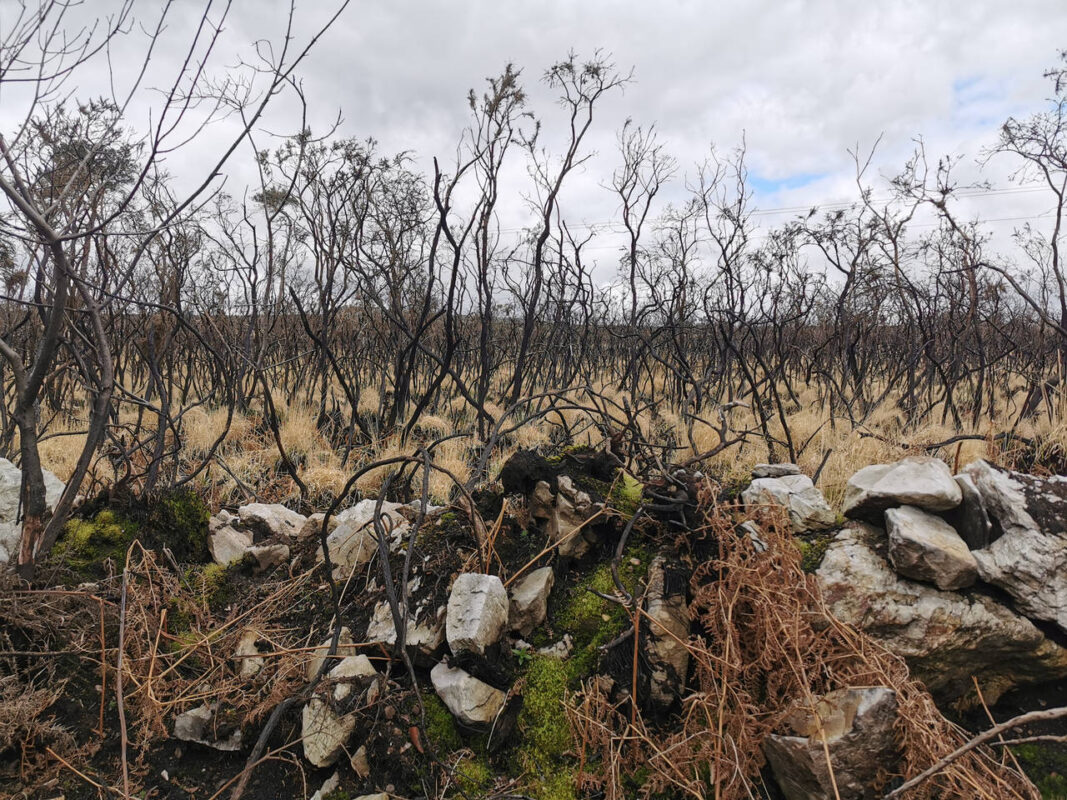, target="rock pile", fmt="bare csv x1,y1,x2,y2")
741,455,1067,704
149,449,1066,799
